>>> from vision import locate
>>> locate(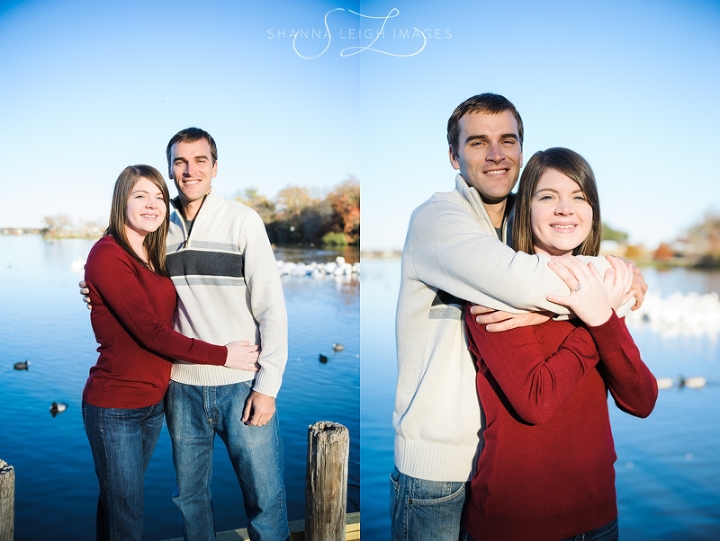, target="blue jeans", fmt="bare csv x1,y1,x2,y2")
561,518,619,541
390,466,468,541
165,380,289,541
82,399,164,541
